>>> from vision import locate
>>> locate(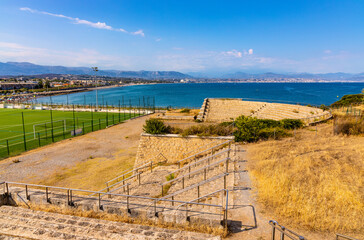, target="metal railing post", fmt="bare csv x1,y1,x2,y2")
127,185,130,211
161,185,164,197
271,221,276,240
5,182,9,195
172,196,174,206
280,226,285,240
182,177,185,189
197,186,200,202
45,187,49,203
25,185,29,200
154,201,157,217
185,205,189,221
70,190,73,205
224,174,227,189
98,193,102,210
67,189,70,205
150,161,153,172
